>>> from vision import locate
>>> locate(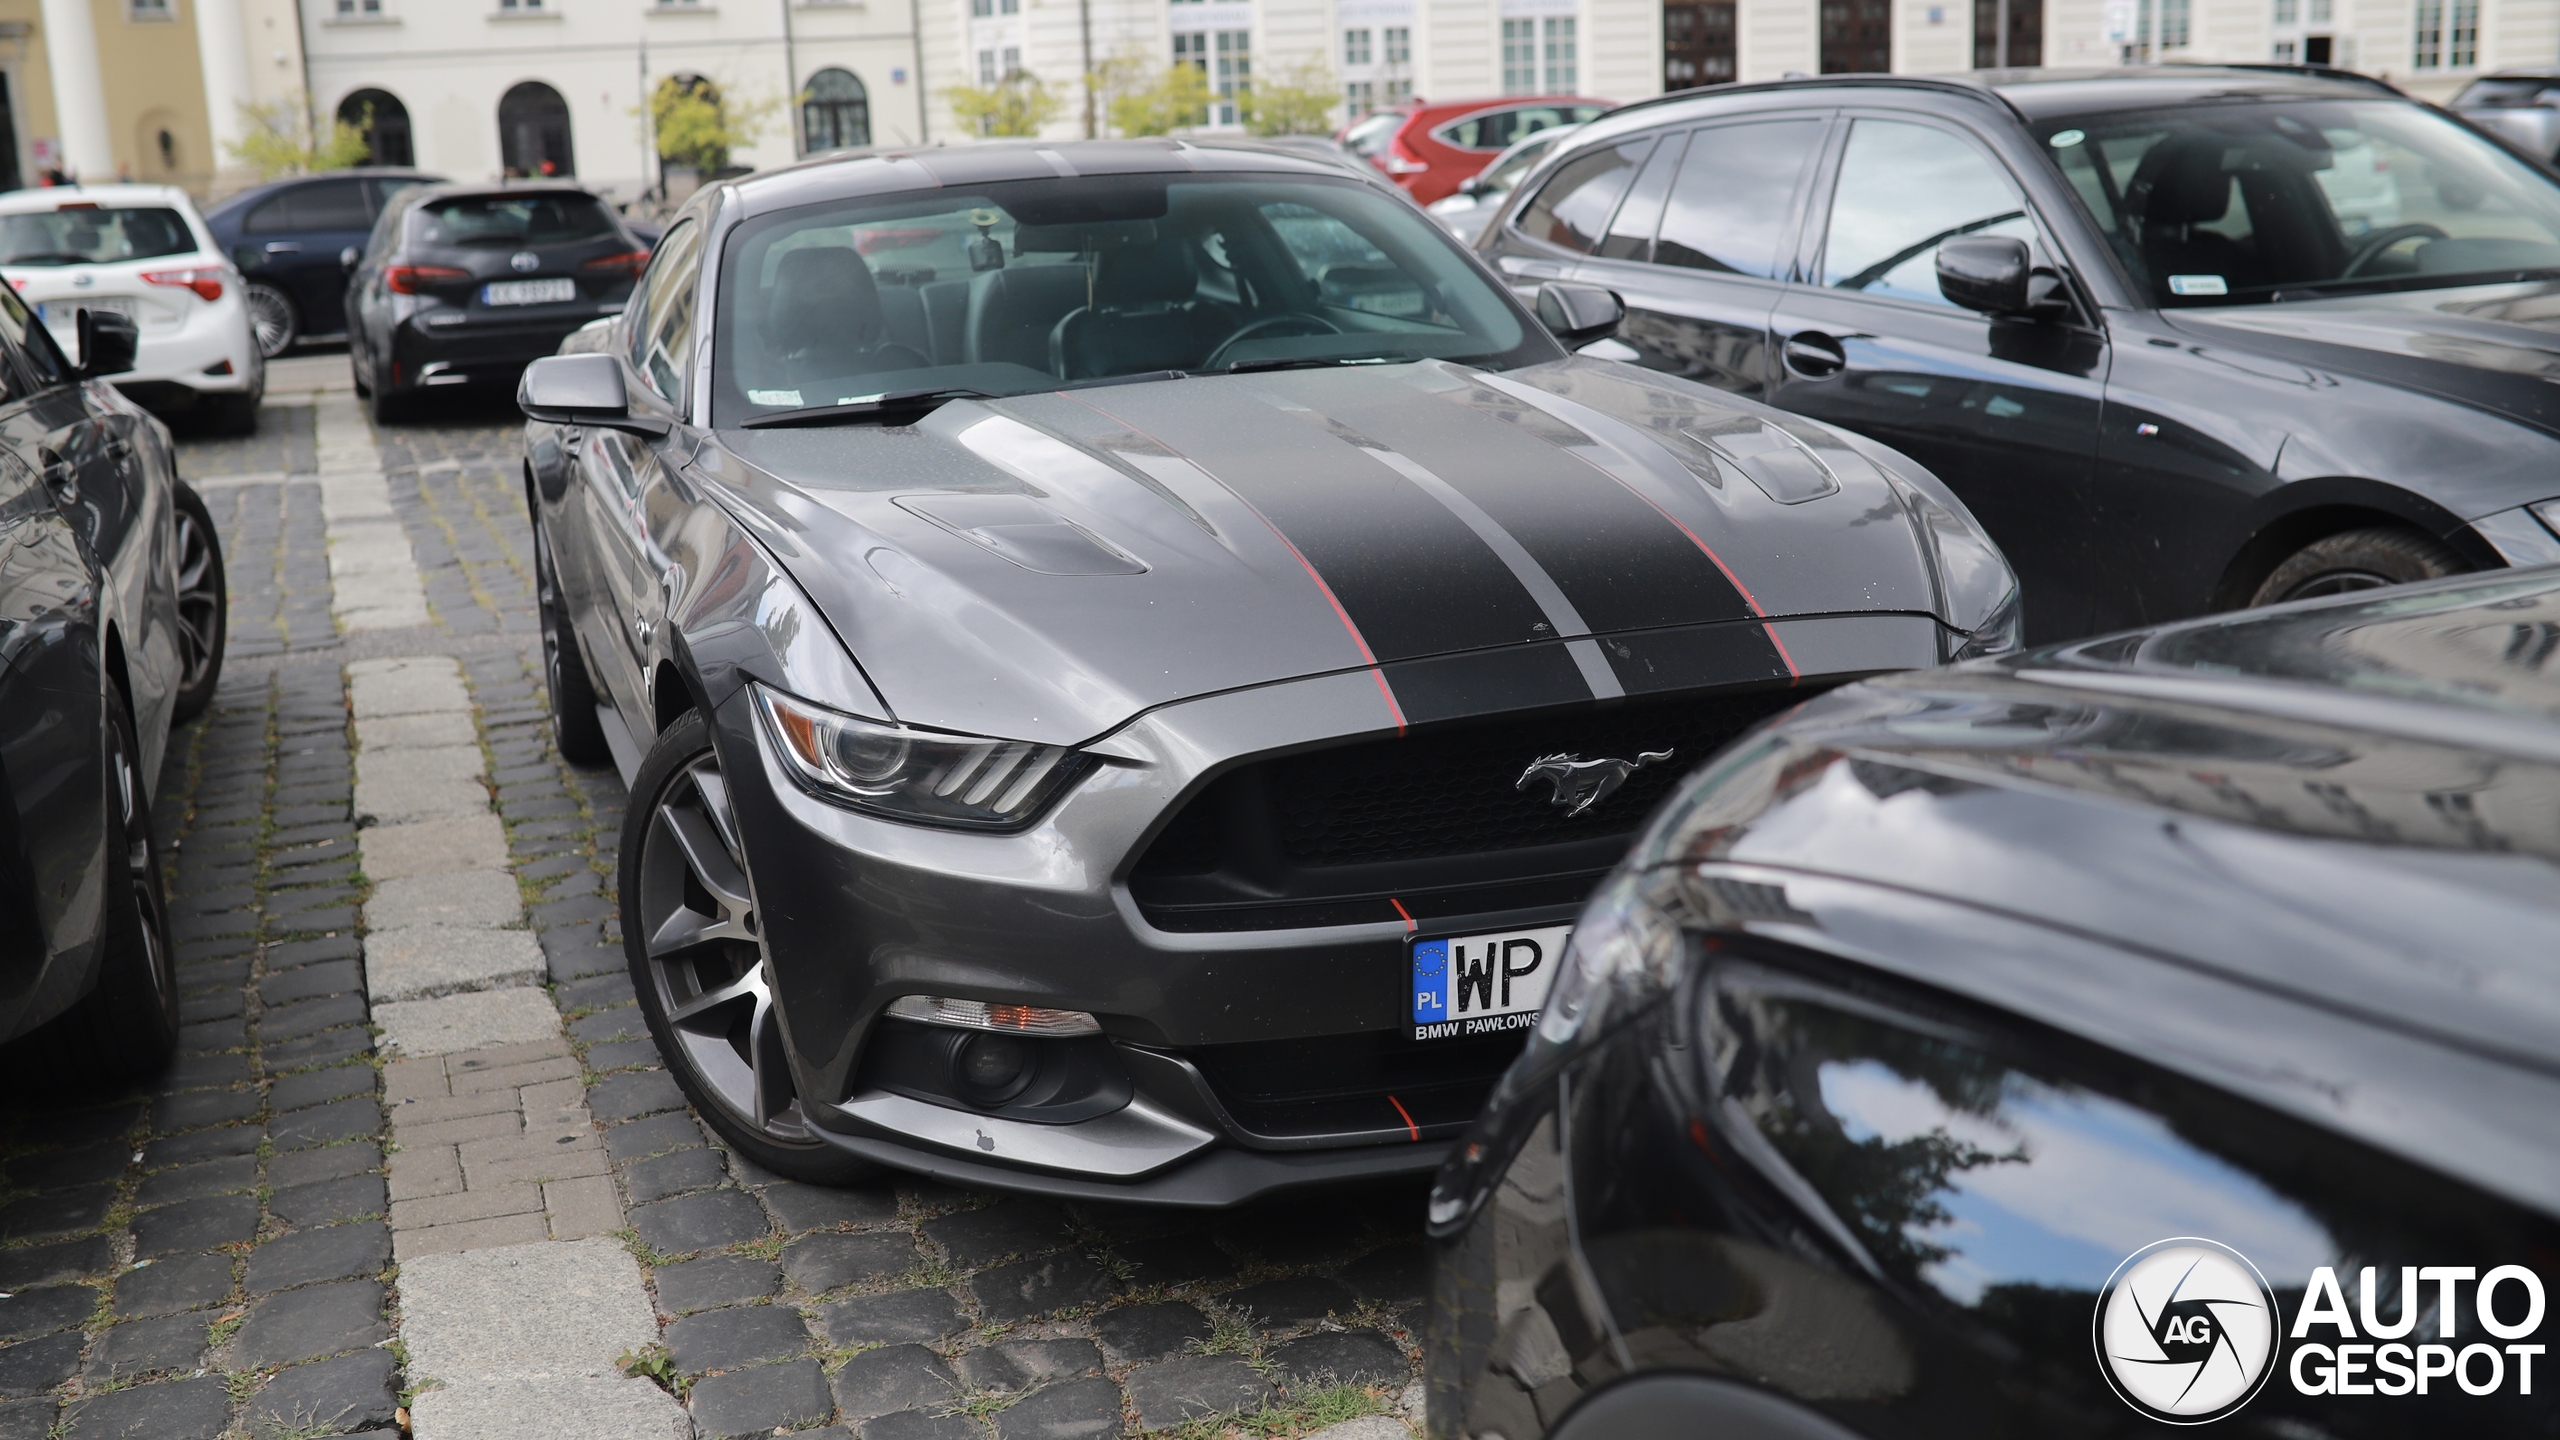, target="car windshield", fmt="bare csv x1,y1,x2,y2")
0,207,195,266
711,172,1543,426
413,193,617,247
2037,98,2560,307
